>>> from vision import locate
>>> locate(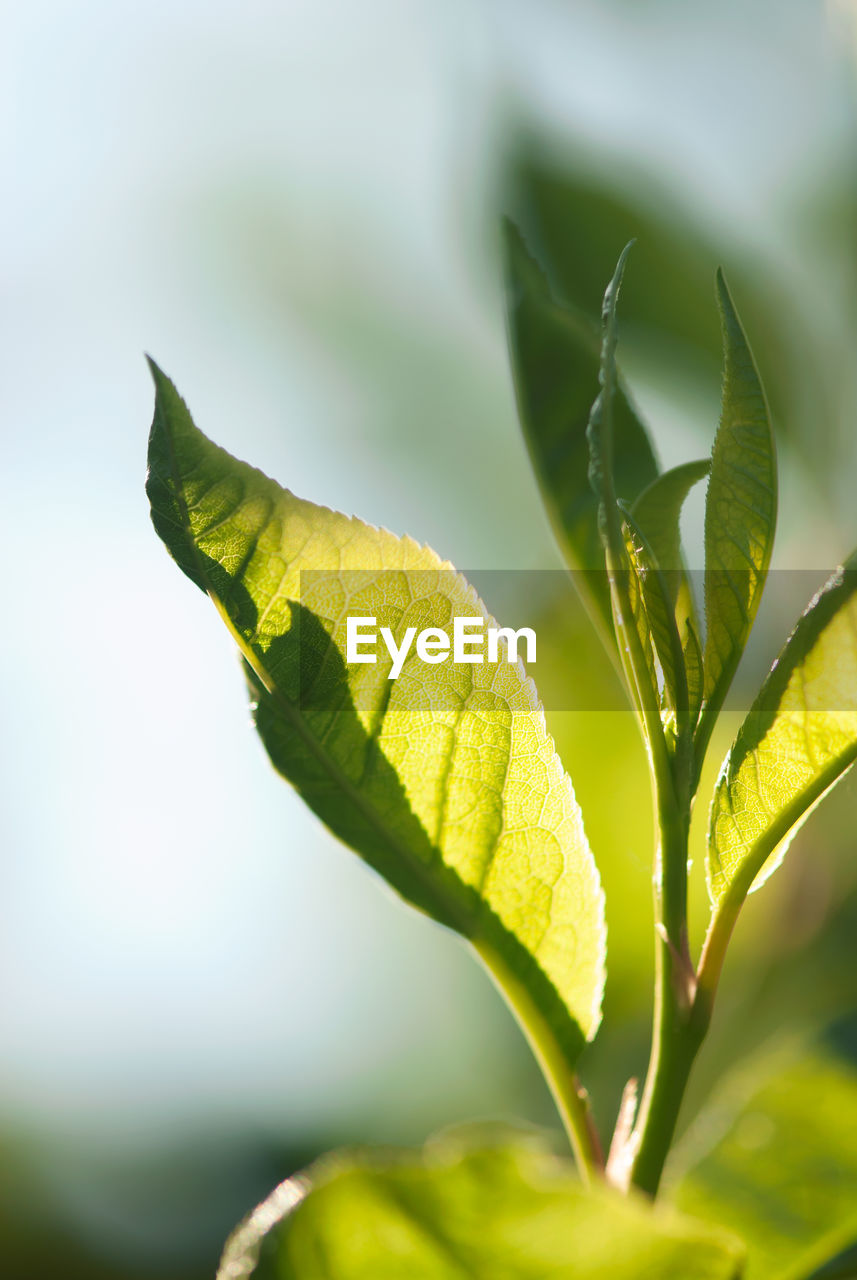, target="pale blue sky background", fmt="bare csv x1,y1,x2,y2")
2,0,856,1170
